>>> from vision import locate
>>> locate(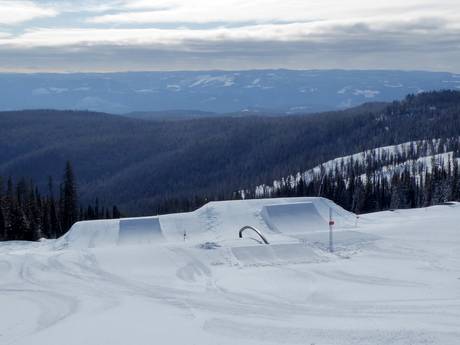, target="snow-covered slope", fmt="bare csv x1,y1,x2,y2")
1,70,459,113
254,138,460,197
1,198,459,344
